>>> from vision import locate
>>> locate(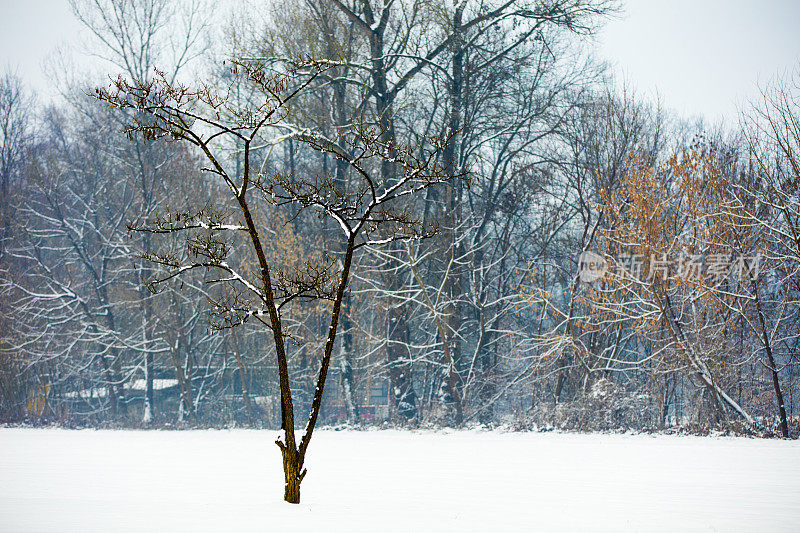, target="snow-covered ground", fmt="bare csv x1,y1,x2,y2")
1,428,798,532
